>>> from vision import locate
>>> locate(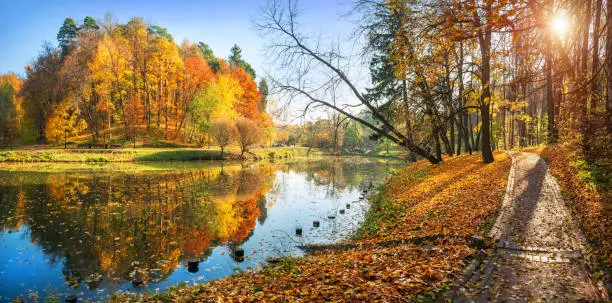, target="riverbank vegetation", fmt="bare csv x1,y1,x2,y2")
0,146,323,162
110,152,511,302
